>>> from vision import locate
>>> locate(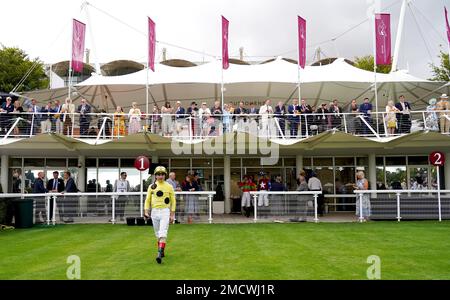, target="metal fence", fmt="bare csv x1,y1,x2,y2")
0,191,215,225
354,190,450,222
1,110,449,141
249,191,322,222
